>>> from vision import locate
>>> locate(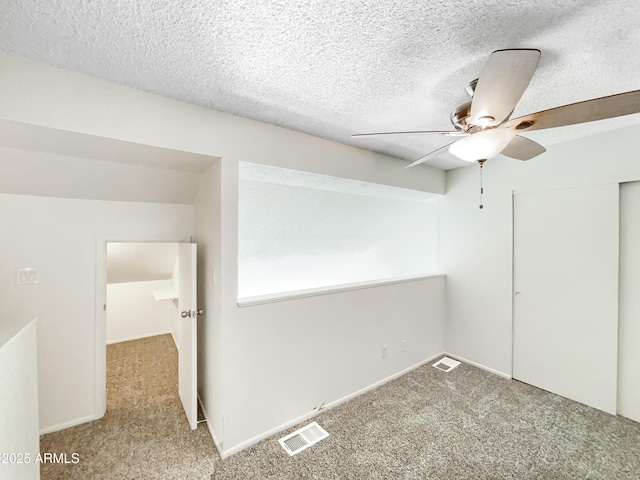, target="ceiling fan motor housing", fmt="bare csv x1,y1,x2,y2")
450,79,480,131
450,101,472,131
356,49,640,169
